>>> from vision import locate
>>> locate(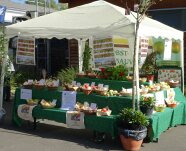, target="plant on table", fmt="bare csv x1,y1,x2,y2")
140,95,155,116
